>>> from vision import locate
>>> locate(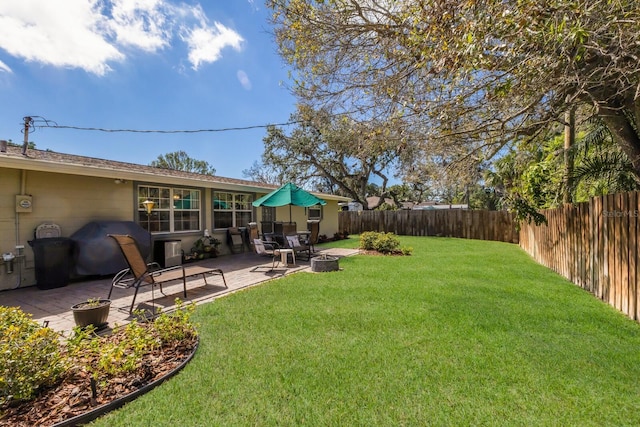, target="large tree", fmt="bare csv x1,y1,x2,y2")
242,160,287,185
268,0,640,176
259,106,405,208
150,150,216,175
485,119,639,223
